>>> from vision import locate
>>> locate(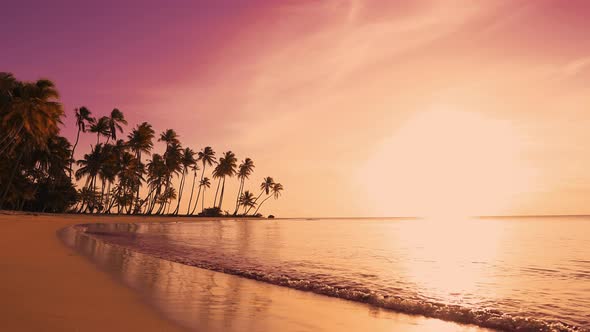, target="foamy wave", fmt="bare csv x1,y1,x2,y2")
79,225,586,332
